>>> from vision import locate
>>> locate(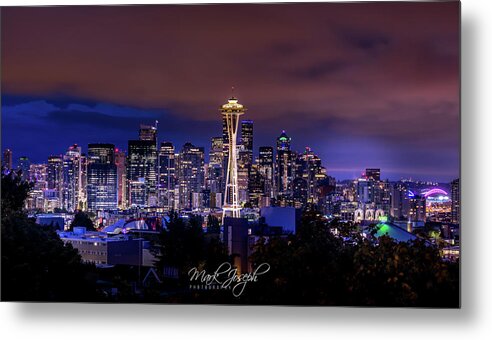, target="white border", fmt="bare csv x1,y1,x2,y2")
1,0,491,339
